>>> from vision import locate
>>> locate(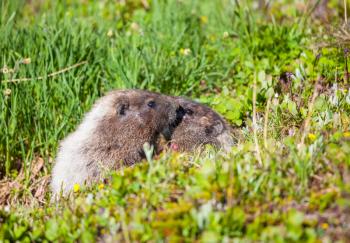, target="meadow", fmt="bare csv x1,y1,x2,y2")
1,0,350,241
